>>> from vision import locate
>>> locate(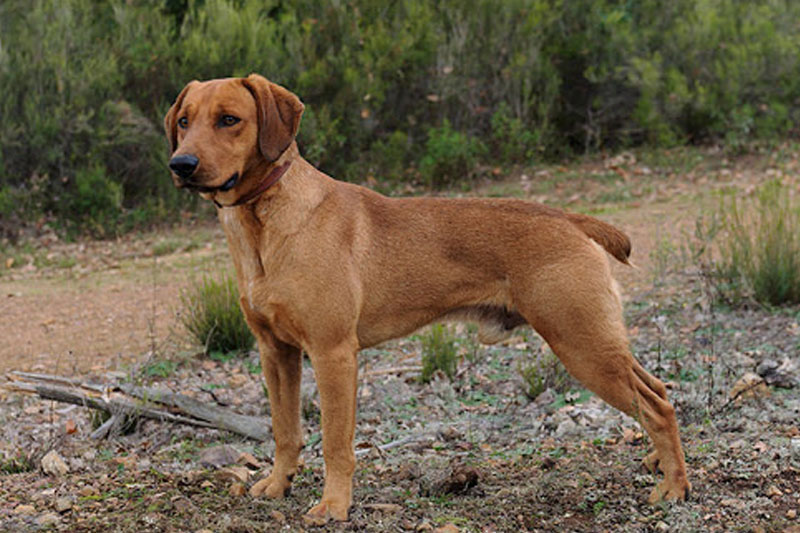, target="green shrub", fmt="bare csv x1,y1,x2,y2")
419,121,486,188
3,0,800,236
179,272,255,356
490,103,543,164
699,179,800,306
0,451,35,474
420,323,459,383
368,130,412,182
59,165,122,239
